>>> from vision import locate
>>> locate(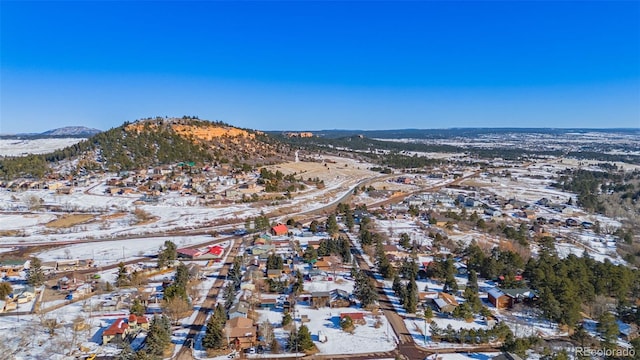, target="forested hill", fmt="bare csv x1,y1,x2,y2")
0,117,291,179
